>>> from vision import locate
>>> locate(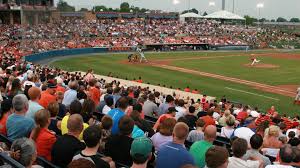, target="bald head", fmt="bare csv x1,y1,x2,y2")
67,114,84,134
69,81,78,90
173,122,189,141
204,125,217,142
28,87,41,101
